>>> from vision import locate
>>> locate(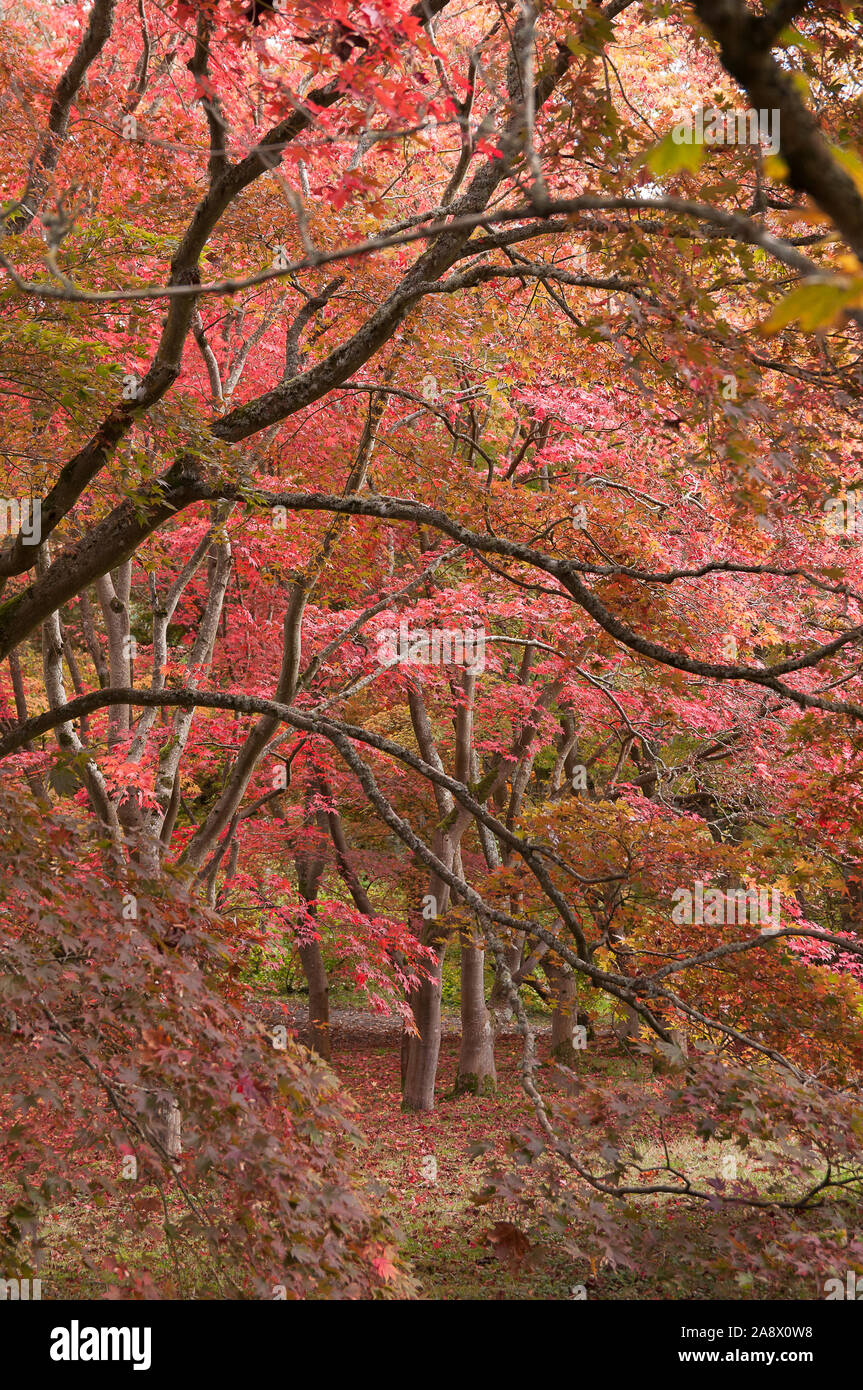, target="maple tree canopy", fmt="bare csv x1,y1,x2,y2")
0,0,862,1301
